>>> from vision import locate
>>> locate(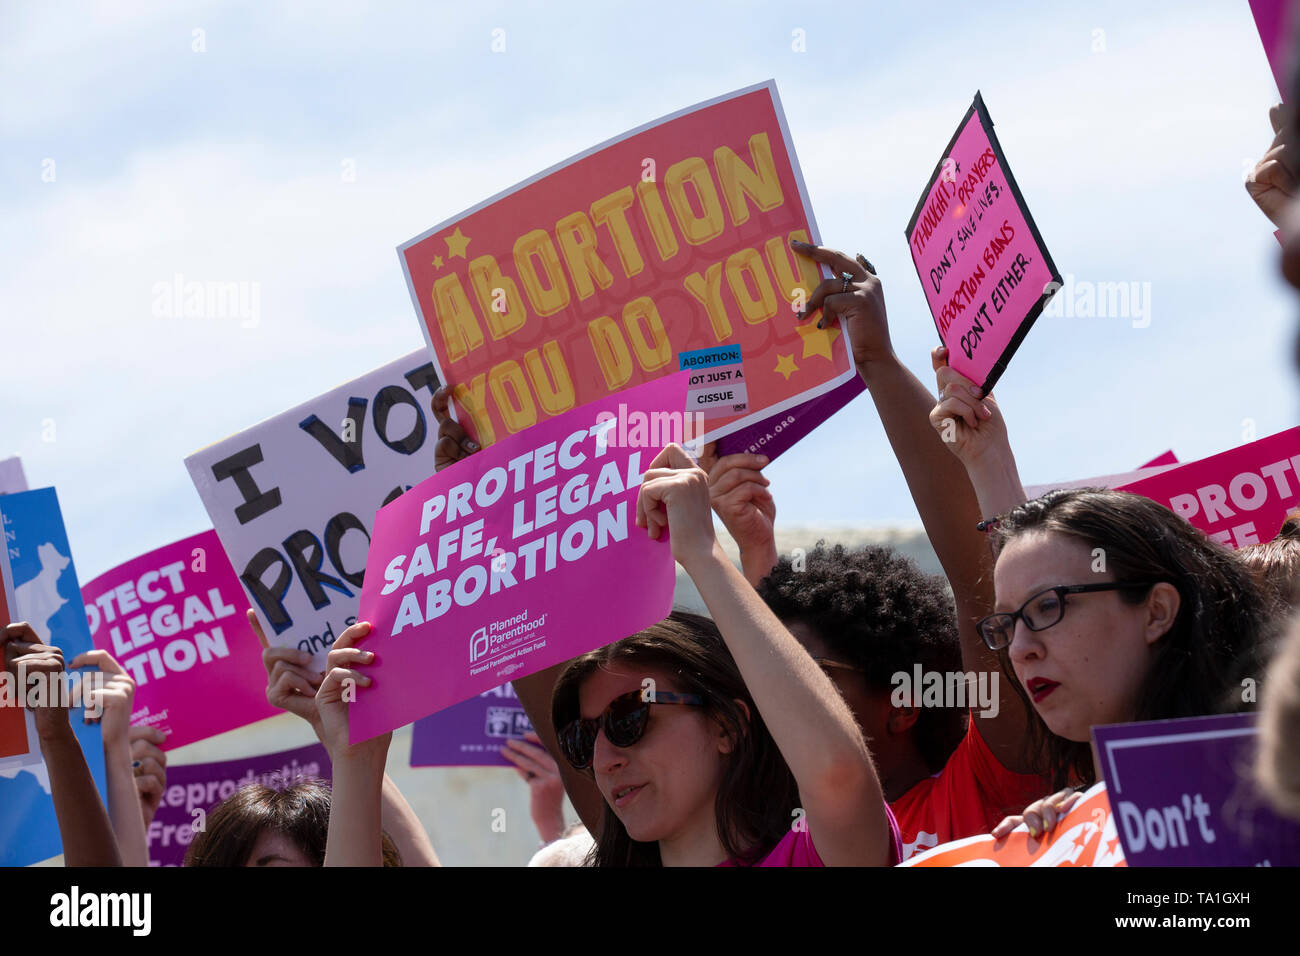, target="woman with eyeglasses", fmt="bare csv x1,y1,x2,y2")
929,354,1267,839
546,443,900,866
